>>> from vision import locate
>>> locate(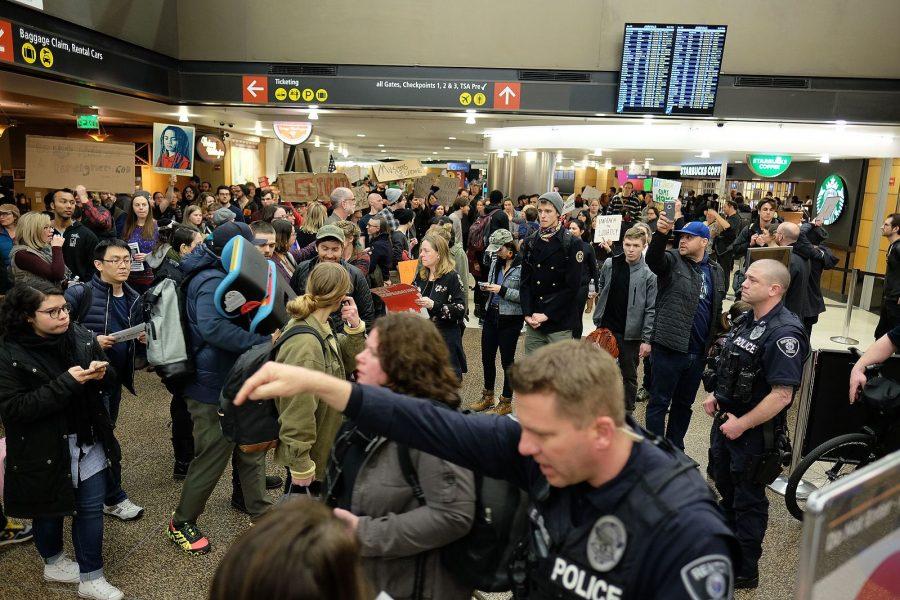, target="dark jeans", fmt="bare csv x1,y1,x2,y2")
0,501,6,529
642,354,652,390
803,315,819,340
710,424,769,579
481,307,523,398
646,345,706,450
102,385,127,507
613,334,640,412
875,298,900,339
32,469,106,578
170,391,195,464
717,251,735,289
